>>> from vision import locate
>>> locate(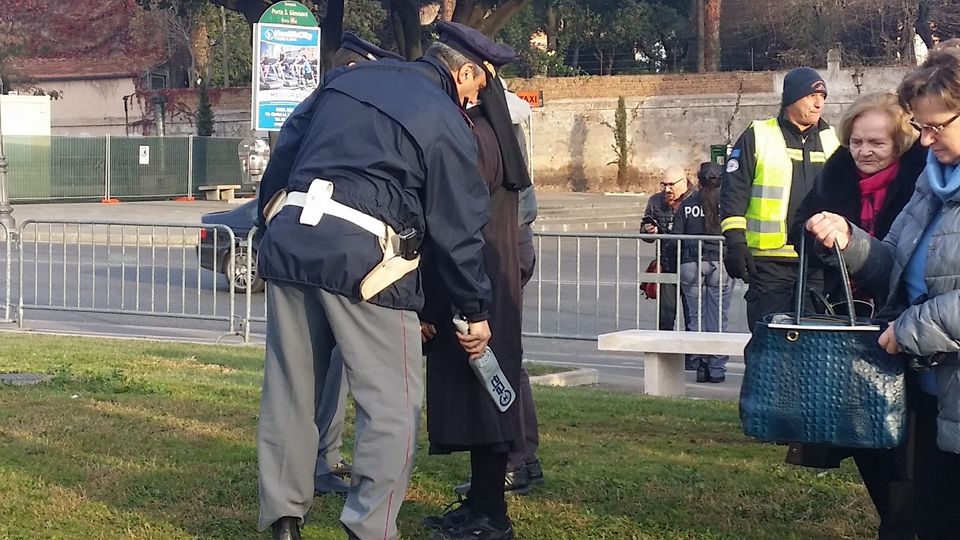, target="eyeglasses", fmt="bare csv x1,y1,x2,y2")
909,112,960,135
660,178,686,189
